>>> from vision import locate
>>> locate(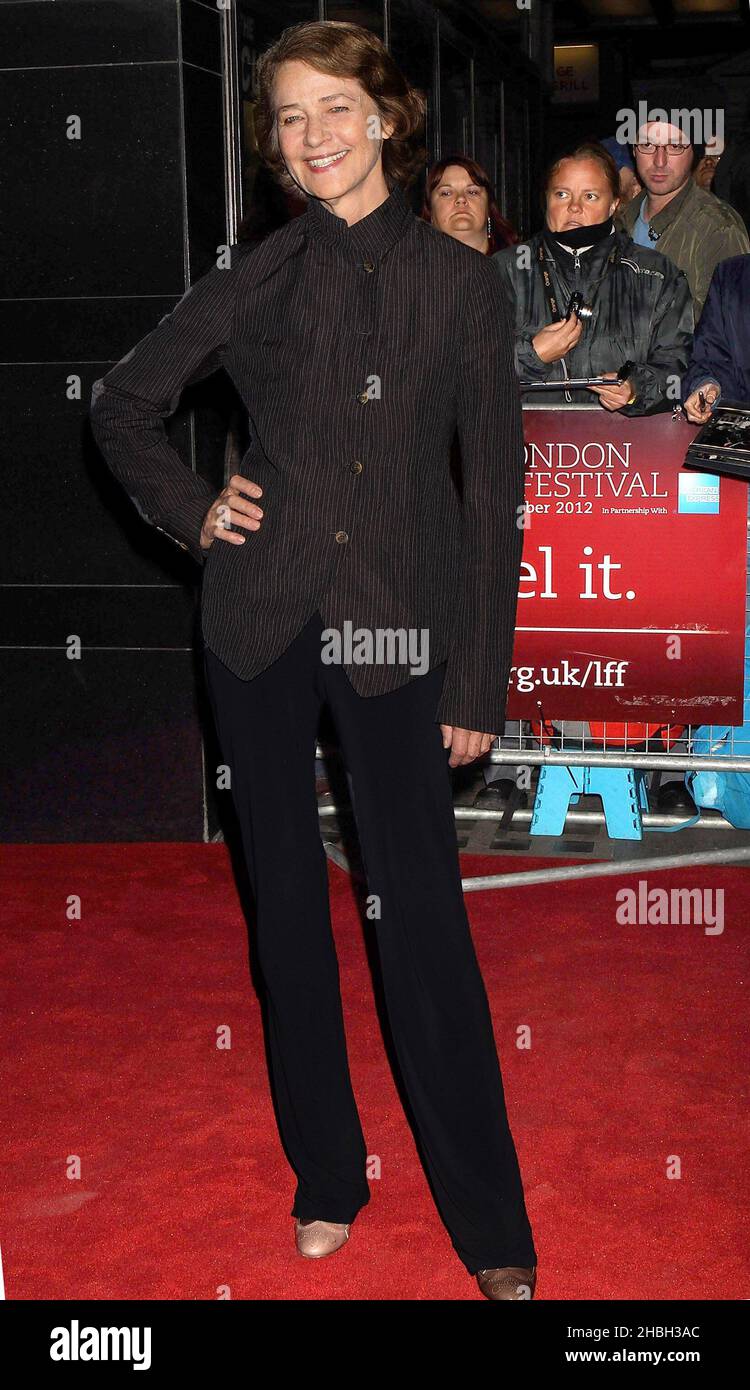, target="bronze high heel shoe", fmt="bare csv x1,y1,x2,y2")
294,1218,351,1259
476,1265,537,1300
